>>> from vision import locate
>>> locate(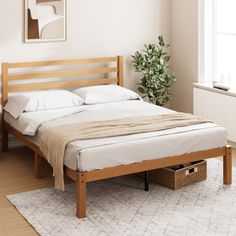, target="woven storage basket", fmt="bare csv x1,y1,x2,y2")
149,160,207,190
